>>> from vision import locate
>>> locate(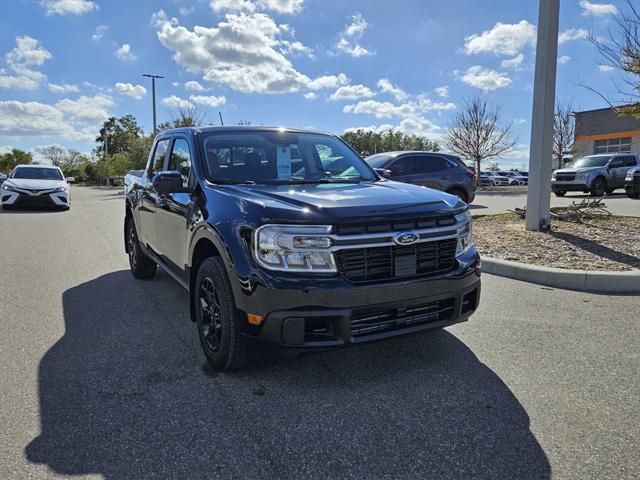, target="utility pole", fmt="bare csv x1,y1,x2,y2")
525,0,560,231
142,74,164,133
